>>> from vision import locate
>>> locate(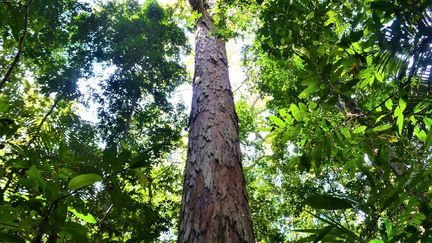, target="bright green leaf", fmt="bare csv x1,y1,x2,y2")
68,174,103,190
374,70,384,82
340,127,351,139
279,109,288,118
414,126,427,142
385,99,393,110
376,114,387,123
425,128,432,149
353,126,367,134
269,115,285,128
298,103,308,112
424,117,432,129
290,104,302,121
397,115,404,135
68,207,97,224
372,124,392,132
398,98,406,112
298,80,320,99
